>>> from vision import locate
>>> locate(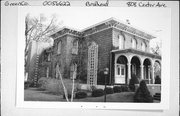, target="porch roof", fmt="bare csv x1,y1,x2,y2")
111,49,161,60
